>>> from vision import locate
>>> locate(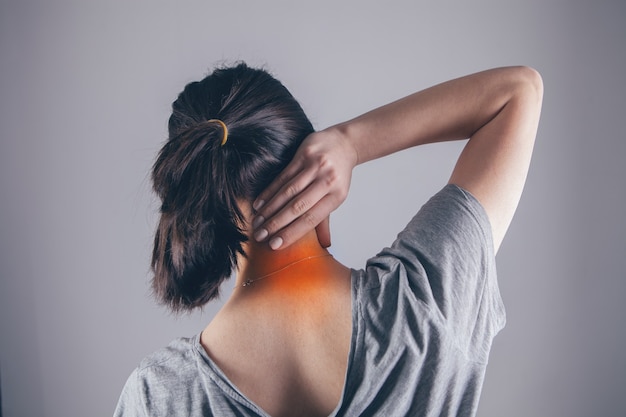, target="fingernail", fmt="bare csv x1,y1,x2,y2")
269,237,283,250
253,199,265,211
254,228,268,242
252,216,264,229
